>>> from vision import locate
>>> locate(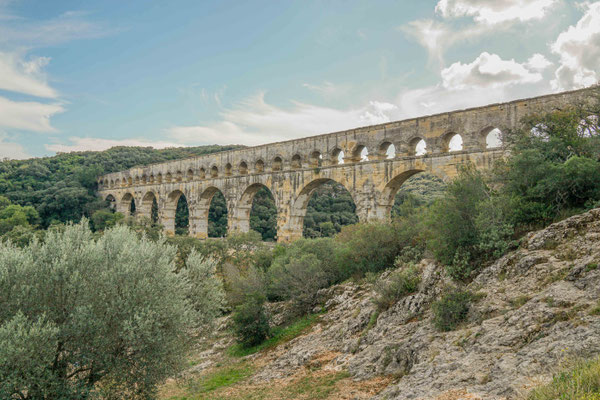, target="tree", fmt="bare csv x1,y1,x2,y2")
0,222,224,399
